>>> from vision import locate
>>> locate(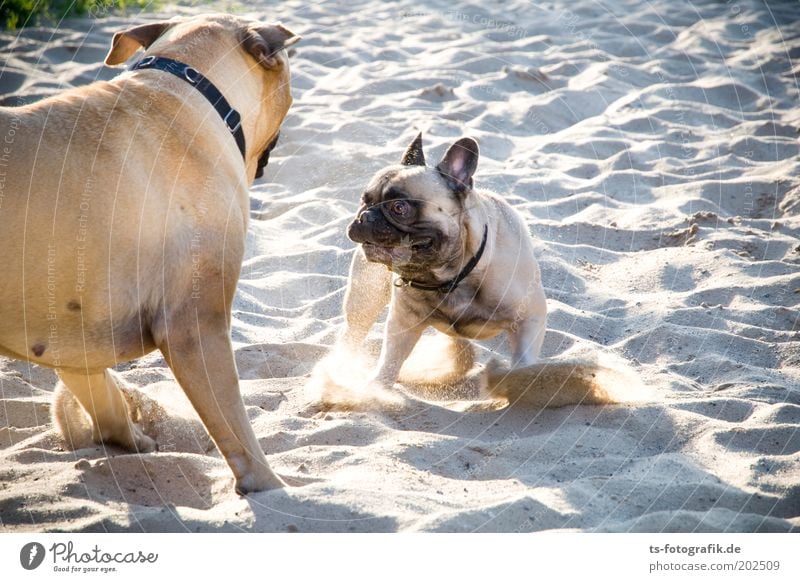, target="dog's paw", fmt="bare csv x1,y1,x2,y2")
130,424,158,454
234,470,287,496
93,421,157,454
